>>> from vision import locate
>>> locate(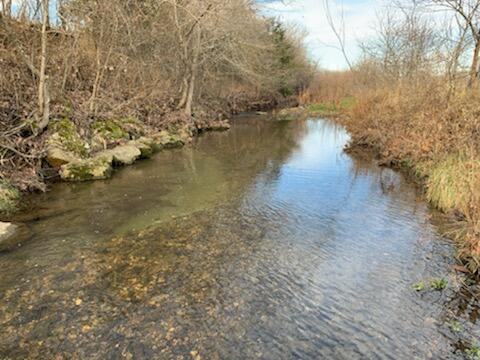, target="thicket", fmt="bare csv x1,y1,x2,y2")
303,0,480,271
0,0,313,192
